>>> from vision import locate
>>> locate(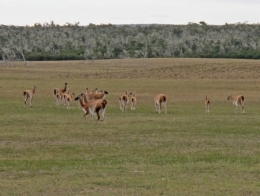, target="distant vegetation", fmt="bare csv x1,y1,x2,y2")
1,21,260,62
